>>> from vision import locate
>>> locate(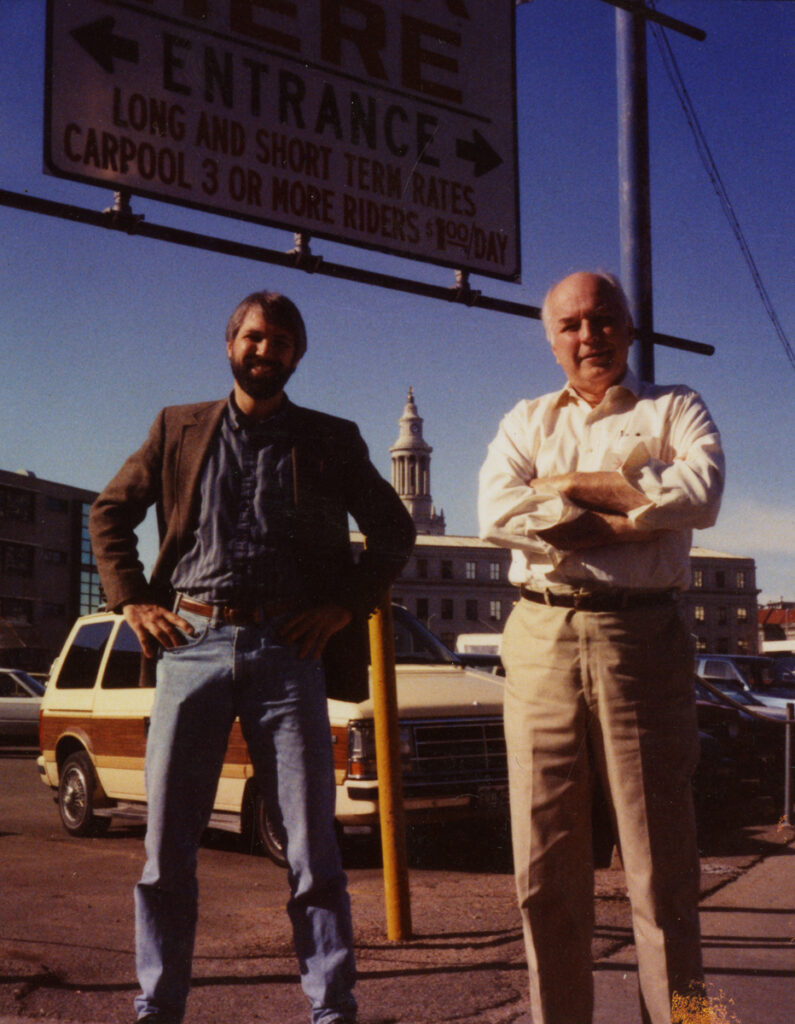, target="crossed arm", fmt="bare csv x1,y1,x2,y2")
530,470,660,550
